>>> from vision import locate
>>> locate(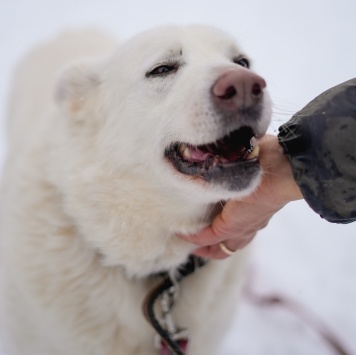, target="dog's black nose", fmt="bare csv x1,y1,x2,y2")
212,68,266,111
